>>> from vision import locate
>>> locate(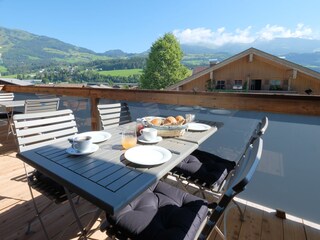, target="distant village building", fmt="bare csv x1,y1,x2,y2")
167,48,320,95
0,78,34,86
